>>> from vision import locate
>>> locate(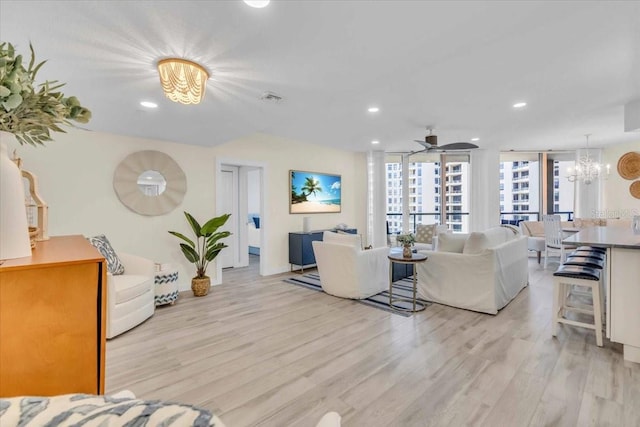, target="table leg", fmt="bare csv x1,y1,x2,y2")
389,260,393,307
412,269,417,312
